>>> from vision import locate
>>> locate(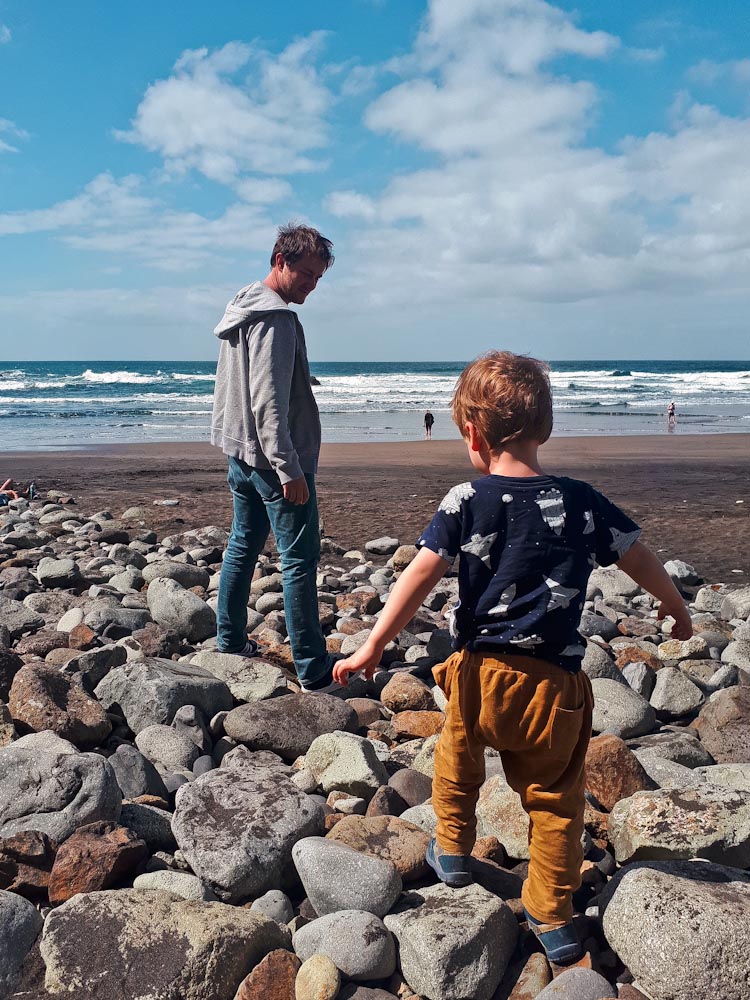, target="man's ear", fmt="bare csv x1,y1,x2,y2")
274,252,286,270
